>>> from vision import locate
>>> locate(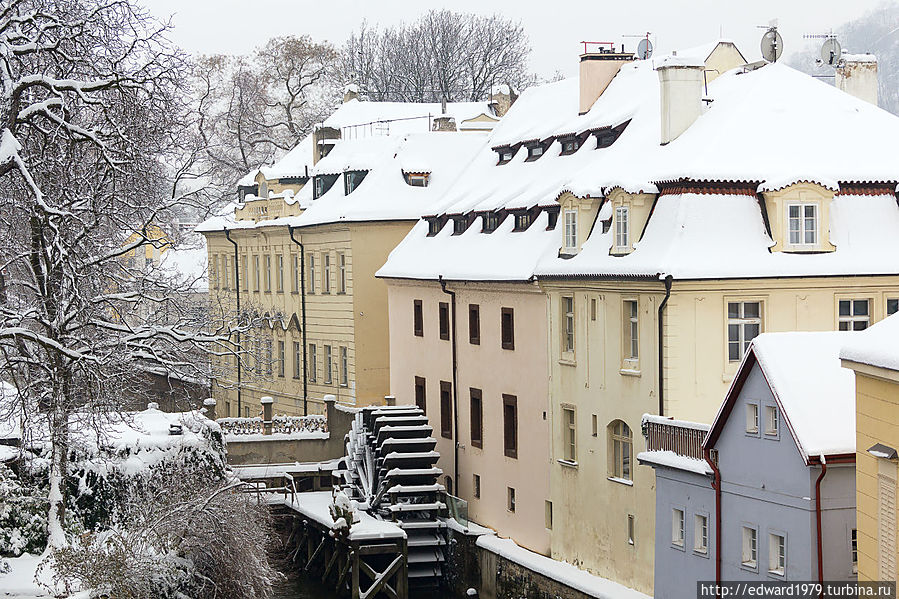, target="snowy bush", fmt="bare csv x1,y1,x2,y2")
0,463,47,556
